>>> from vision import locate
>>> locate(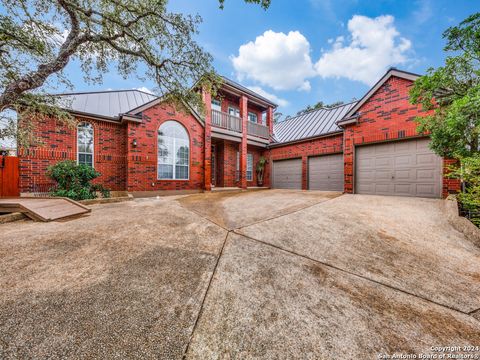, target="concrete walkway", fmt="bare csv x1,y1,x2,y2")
0,190,479,359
